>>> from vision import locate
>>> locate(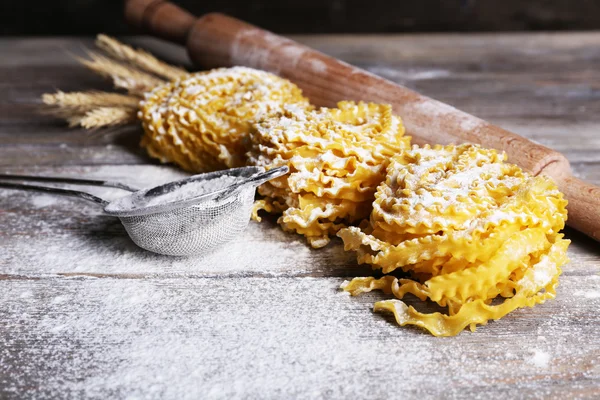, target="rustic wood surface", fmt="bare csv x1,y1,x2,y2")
1,35,599,399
